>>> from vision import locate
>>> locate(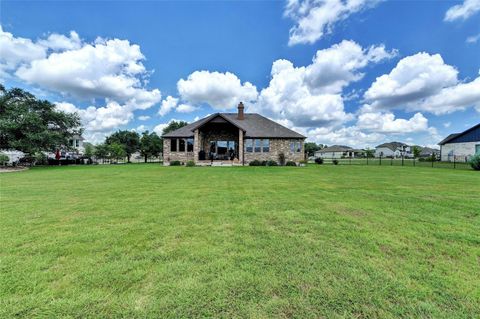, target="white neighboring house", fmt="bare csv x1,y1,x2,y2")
47,134,85,160
375,142,413,158
0,150,25,165
439,123,480,162
315,145,364,159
